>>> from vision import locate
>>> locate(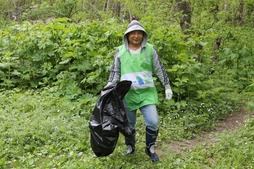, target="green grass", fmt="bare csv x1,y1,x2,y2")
0,88,253,169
